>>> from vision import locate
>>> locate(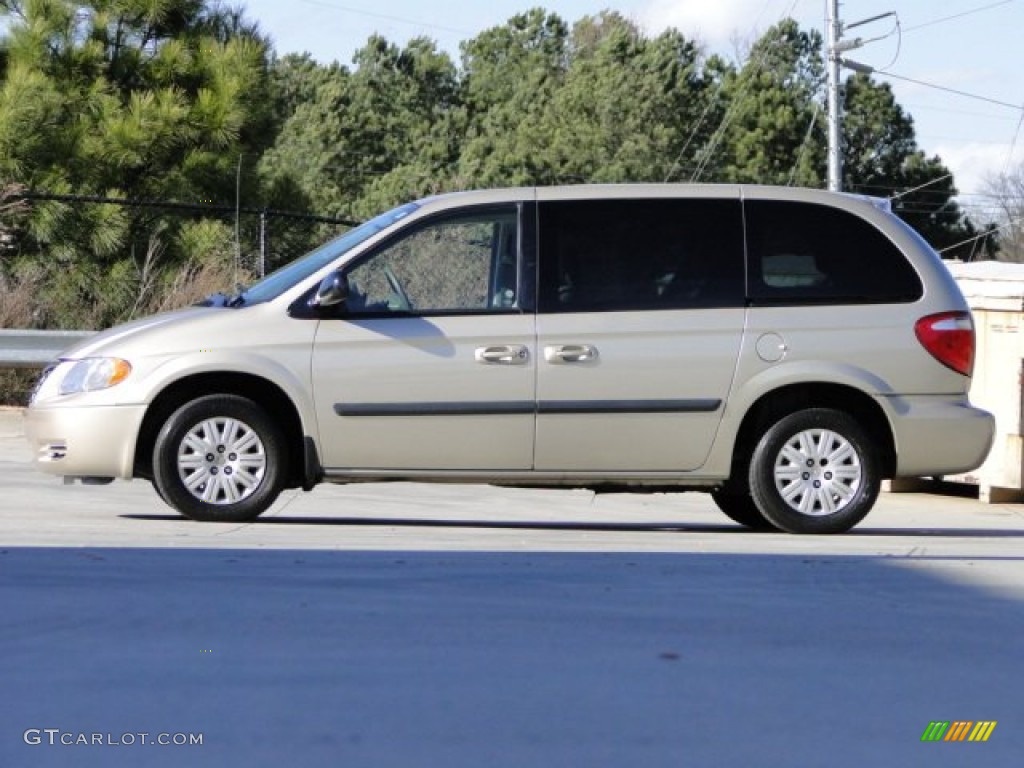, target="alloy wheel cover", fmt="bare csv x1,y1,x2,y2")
772,428,862,516
176,417,267,505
